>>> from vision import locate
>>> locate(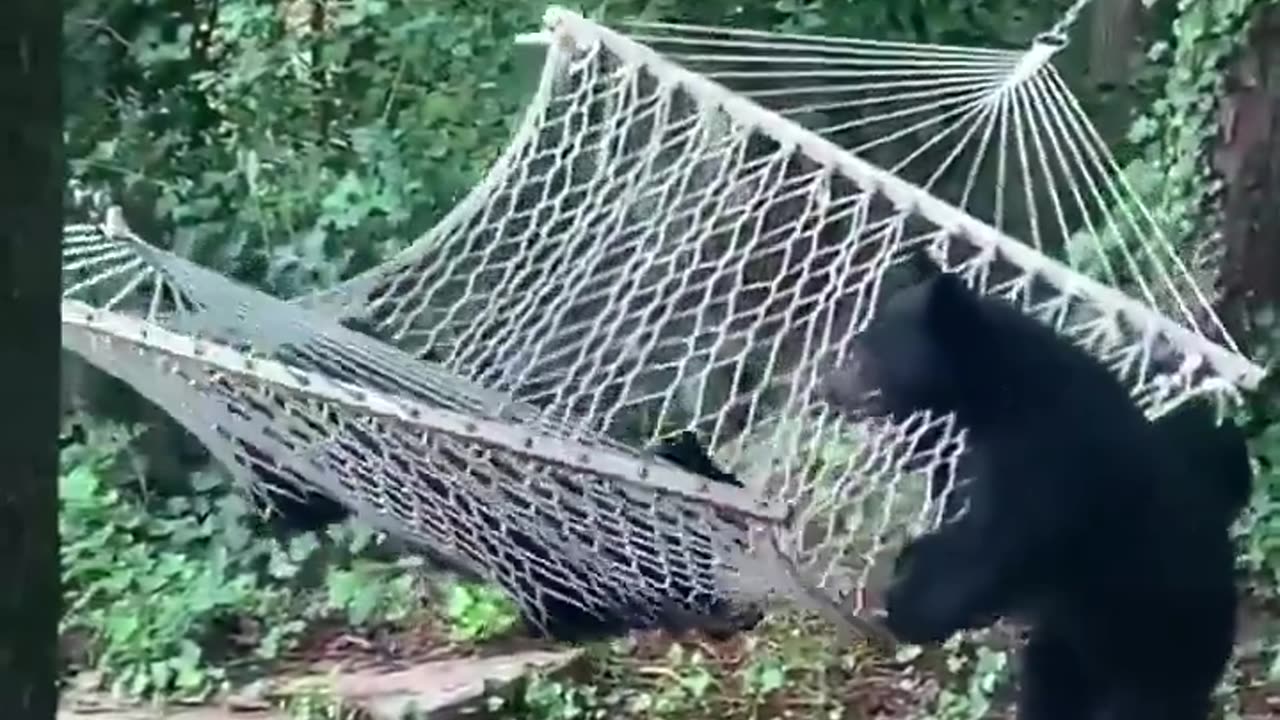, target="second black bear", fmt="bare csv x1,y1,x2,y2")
822,264,1245,720
651,429,745,487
